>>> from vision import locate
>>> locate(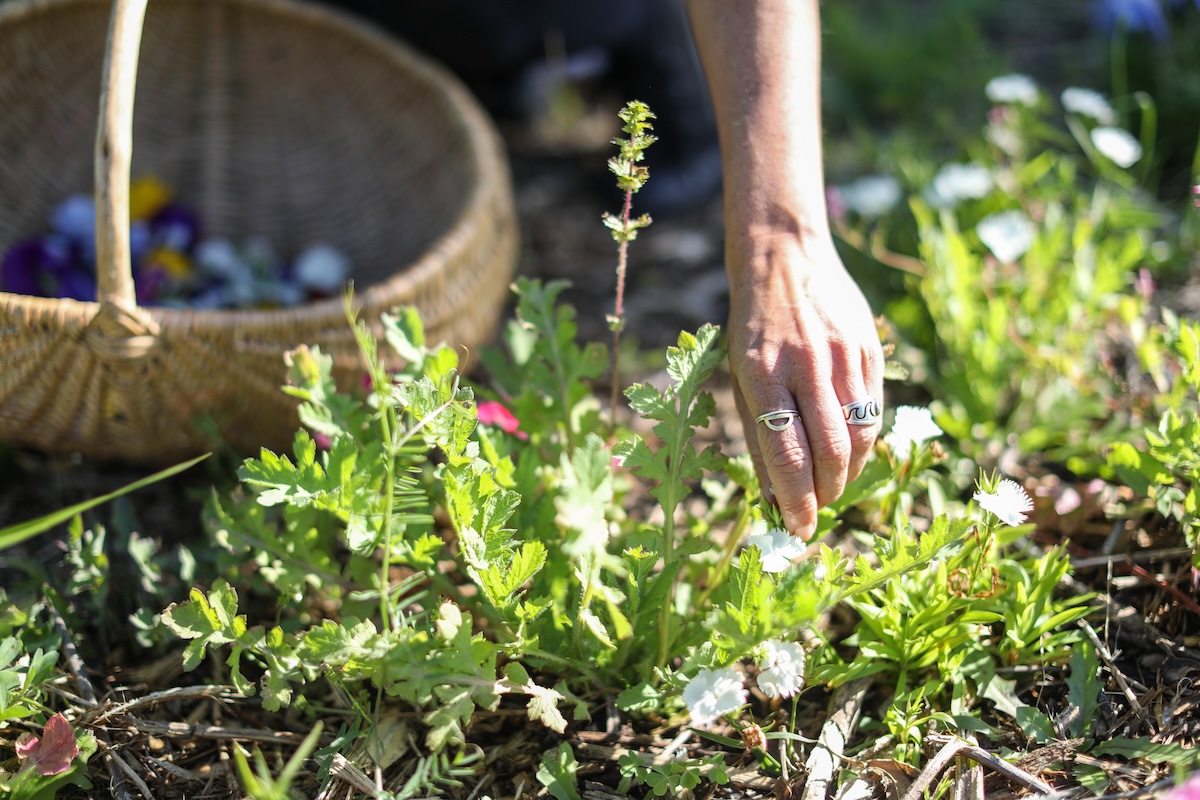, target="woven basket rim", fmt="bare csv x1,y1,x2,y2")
0,0,507,331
